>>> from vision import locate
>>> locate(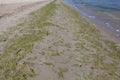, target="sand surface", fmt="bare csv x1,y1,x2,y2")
0,0,51,32
0,0,48,4
0,1,119,80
